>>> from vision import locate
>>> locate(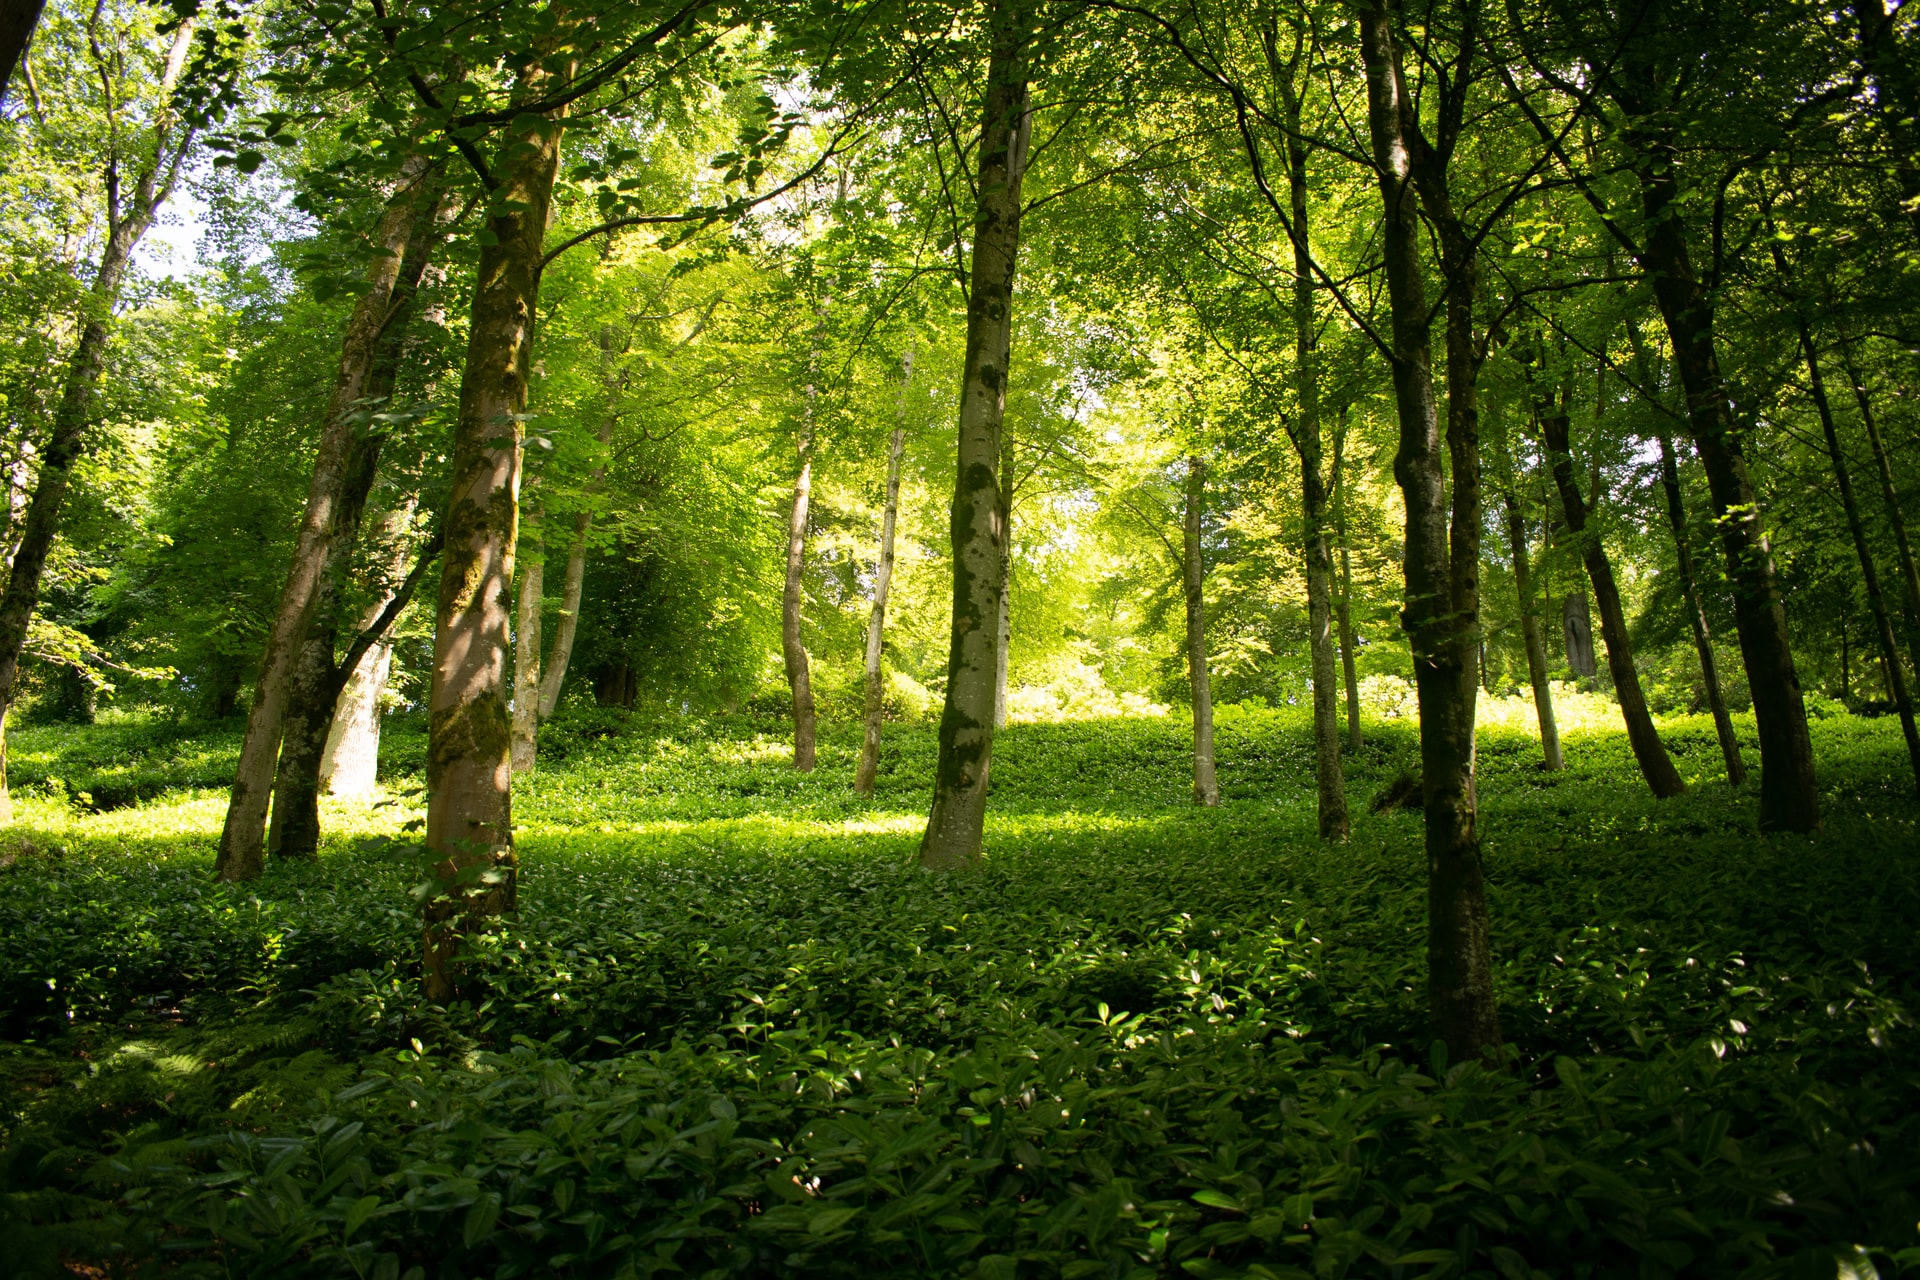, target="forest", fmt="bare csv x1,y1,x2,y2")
1,0,1918,1273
